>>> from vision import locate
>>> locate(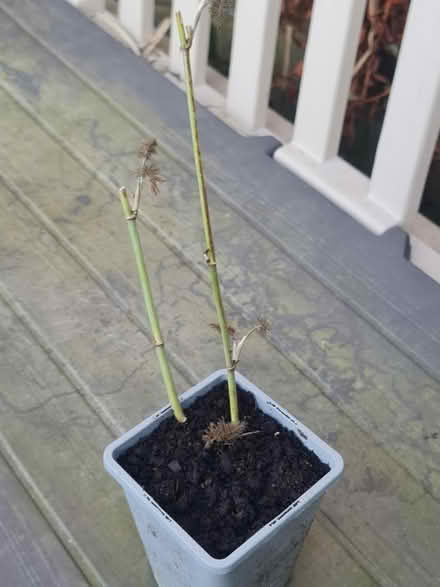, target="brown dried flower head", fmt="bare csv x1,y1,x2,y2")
135,139,164,196
136,163,163,196
202,418,247,449
137,139,157,161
